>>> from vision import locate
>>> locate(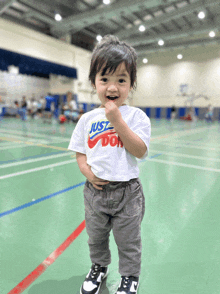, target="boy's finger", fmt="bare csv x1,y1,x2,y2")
93,184,103,190
95,181,109,185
